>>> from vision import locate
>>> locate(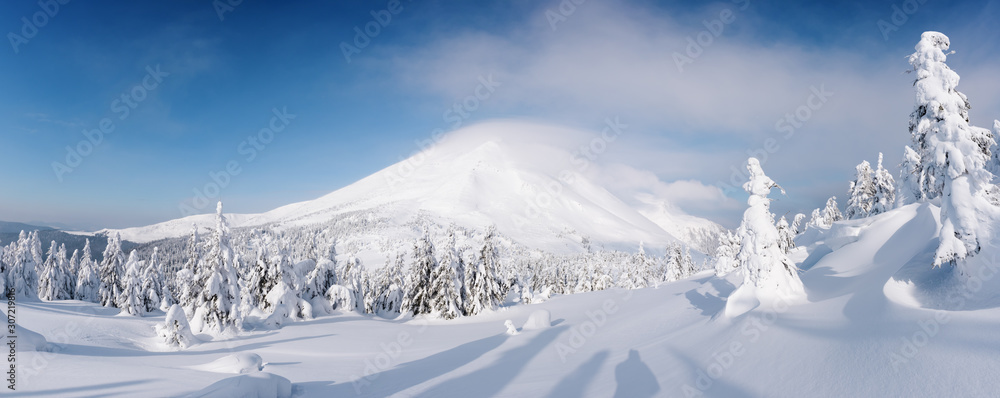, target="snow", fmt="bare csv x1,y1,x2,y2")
184,372,292,398
521,309,551,330
191,353,265,374
18,200,1000,397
